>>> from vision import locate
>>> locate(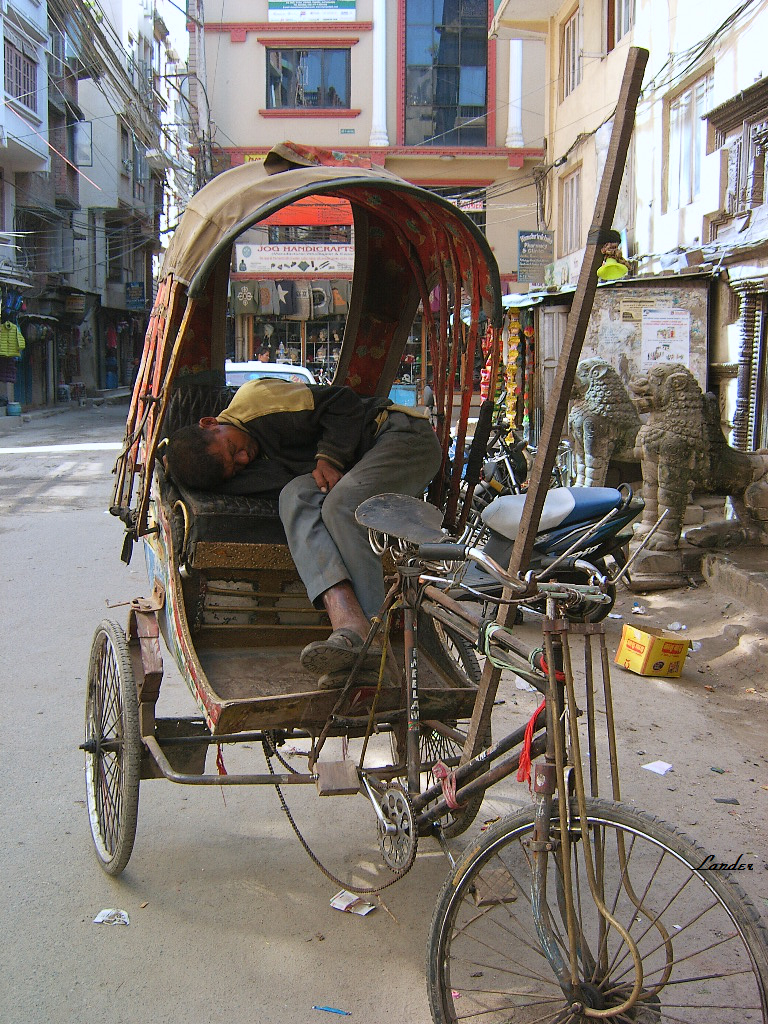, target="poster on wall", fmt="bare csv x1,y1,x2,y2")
268,1,356,21
640,308,690,368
